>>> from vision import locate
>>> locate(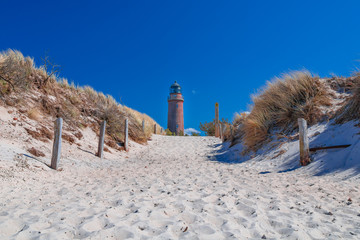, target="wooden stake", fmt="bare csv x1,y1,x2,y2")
154,124,157,134
51,118,63,170
215,102,220,137
124,118,129,151
142,120,145,133
219,124,222,140
96,120,106,158
298,118,311,166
